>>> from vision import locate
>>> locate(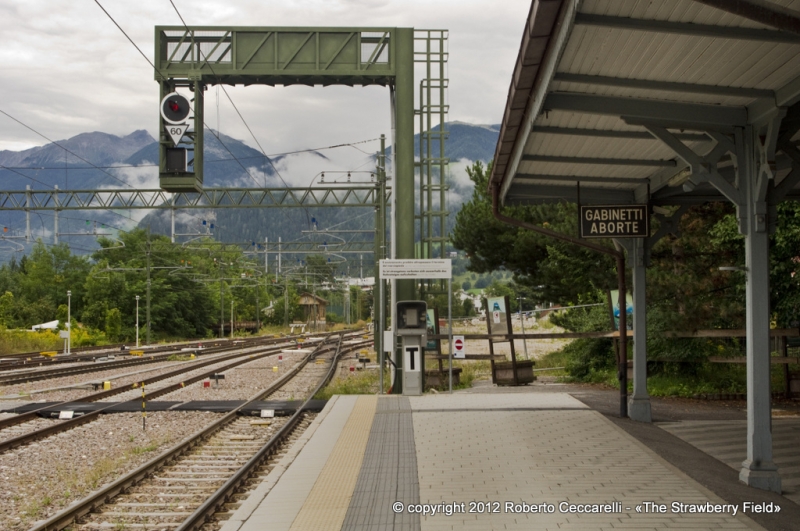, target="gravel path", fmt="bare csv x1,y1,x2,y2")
0,410,224,530
95,347,296,403
0,348,304,454
0,342,284,403
151,350,309,402
448,321,571,360
0,359,191,400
